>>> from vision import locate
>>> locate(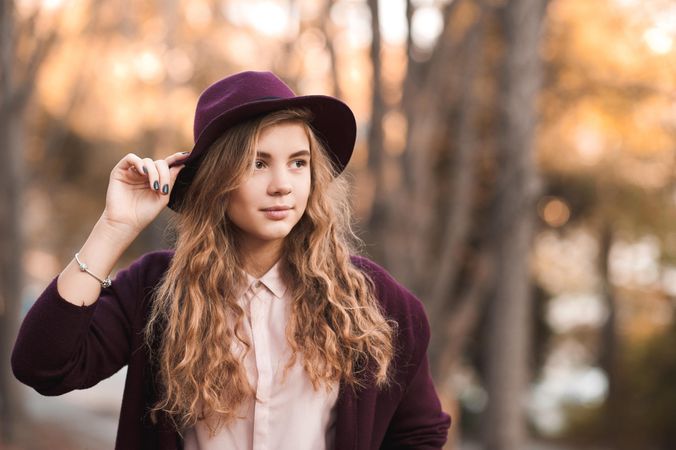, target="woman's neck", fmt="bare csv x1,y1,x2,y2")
240,239,283,278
